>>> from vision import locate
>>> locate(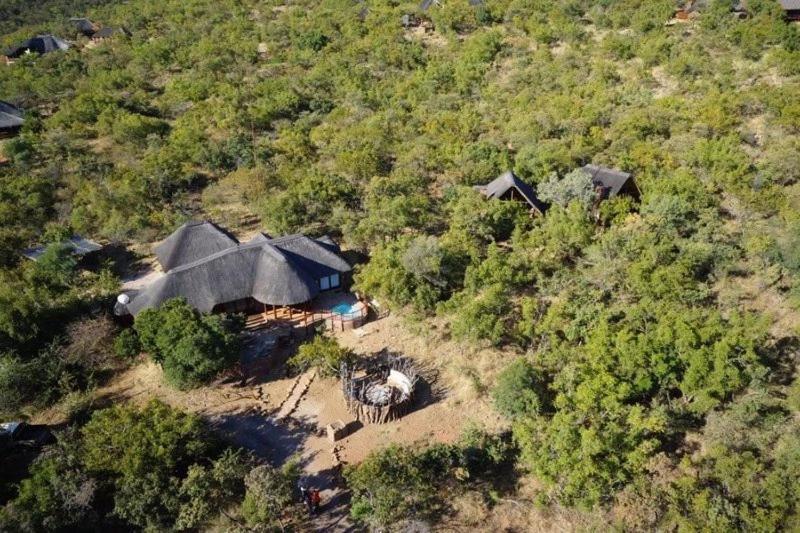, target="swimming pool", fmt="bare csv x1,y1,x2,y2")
330,302,361,316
